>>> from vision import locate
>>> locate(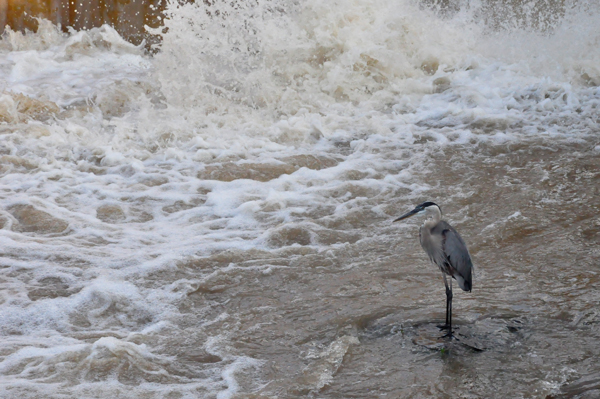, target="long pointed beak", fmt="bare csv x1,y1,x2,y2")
393,208,419,222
